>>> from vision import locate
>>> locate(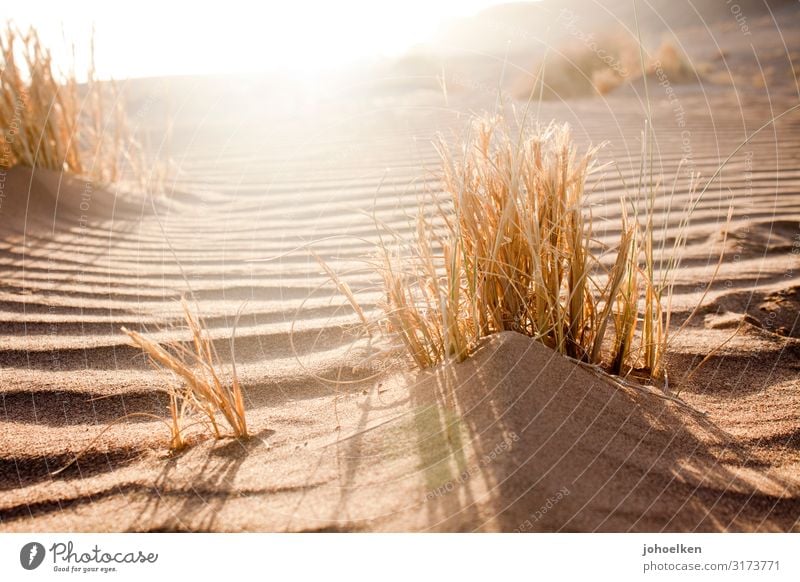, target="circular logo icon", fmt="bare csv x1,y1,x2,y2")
20,542,46,570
